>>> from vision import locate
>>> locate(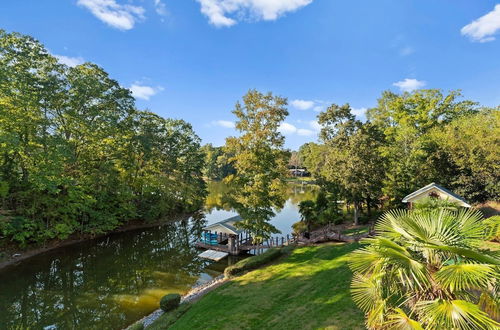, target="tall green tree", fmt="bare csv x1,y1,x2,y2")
428,109,500,203
317,104,385,224
0,30,206,245
366,89,478,204
201,143,236,181
224,89,289,242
